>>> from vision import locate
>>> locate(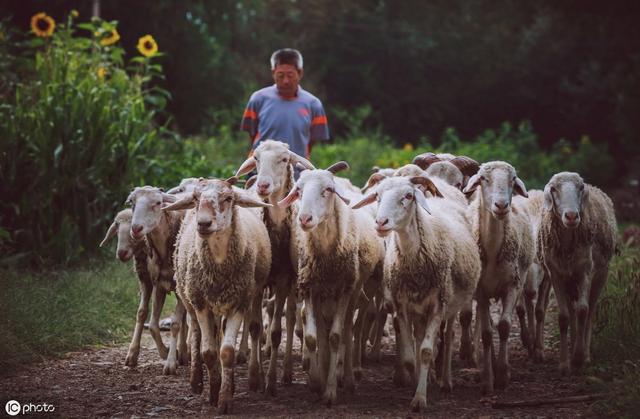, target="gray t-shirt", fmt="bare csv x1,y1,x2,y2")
240,85,330,158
